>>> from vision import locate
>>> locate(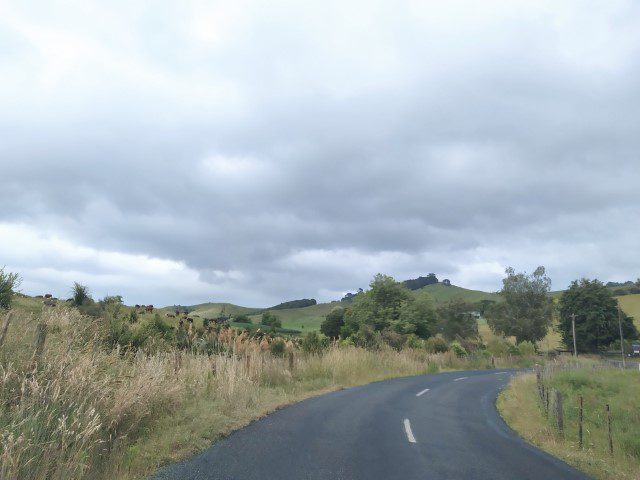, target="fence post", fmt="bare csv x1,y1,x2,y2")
31,323,48,368
553,389,564,434
606,404,613,456
0,311,13,349
578,395,583,449
288,351,294,371
491,356,495,368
